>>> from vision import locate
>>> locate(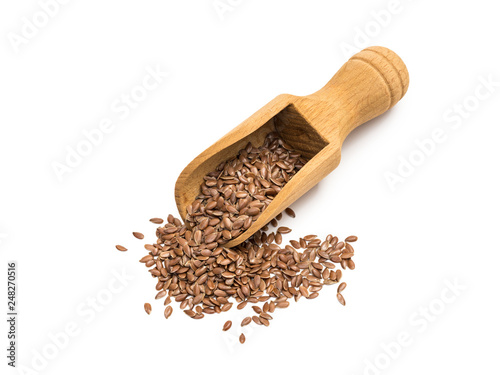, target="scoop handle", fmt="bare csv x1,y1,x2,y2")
308,46,409,142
